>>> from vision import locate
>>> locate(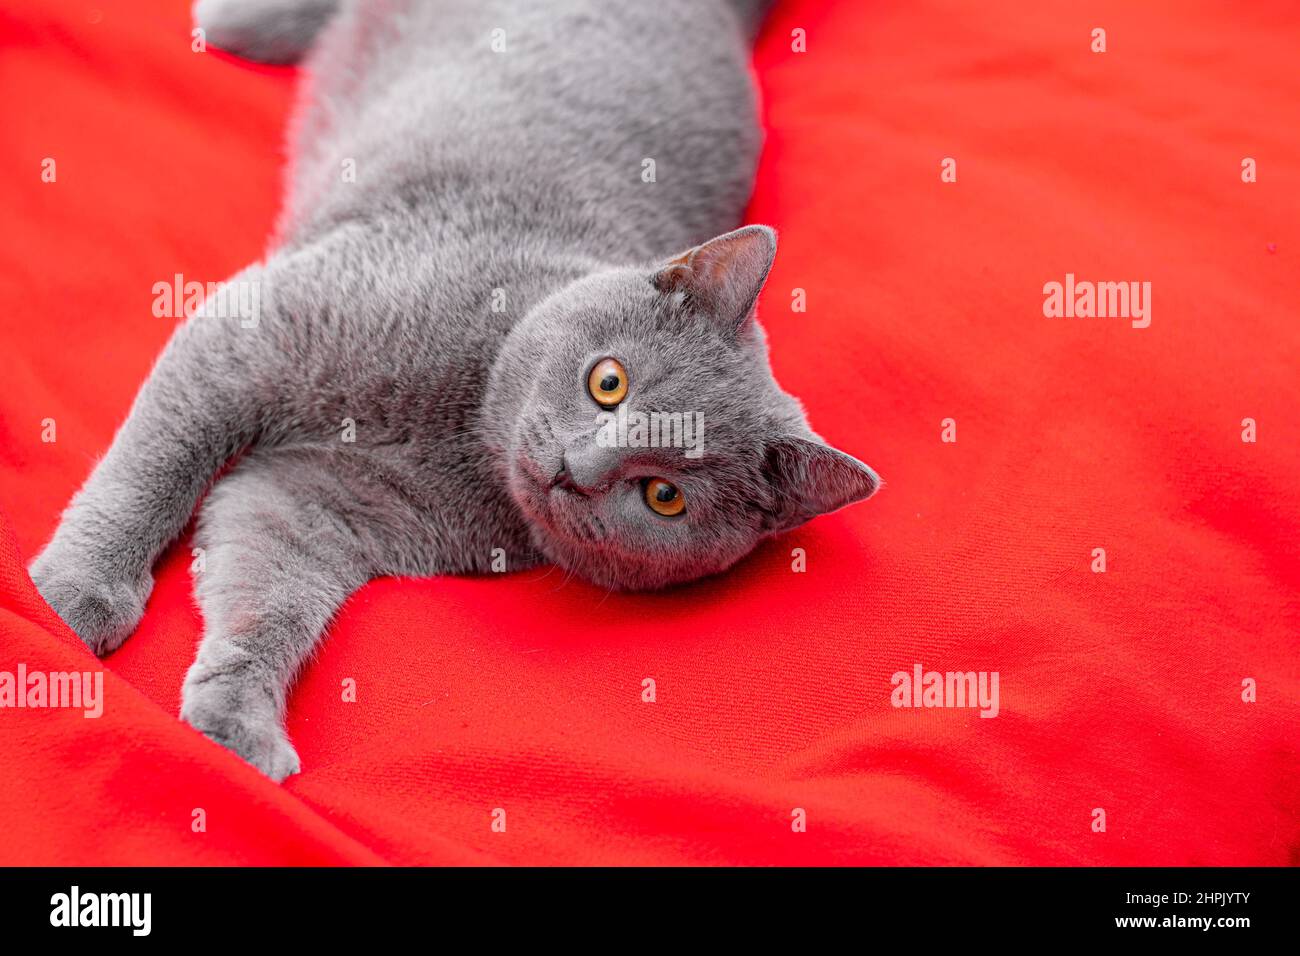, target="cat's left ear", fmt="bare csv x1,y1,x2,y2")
652,225,777,332
761,436,881,533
